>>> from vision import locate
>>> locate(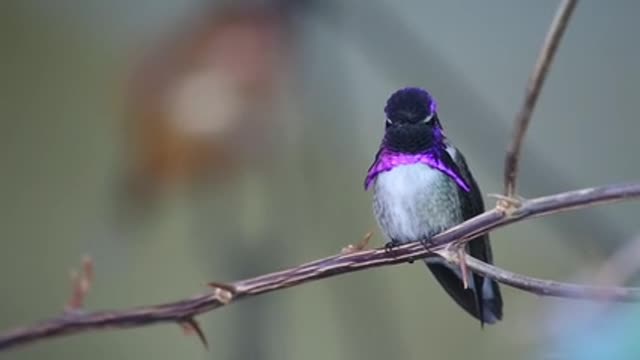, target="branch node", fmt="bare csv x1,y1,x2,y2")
488,193,525,215
207,282,236,304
